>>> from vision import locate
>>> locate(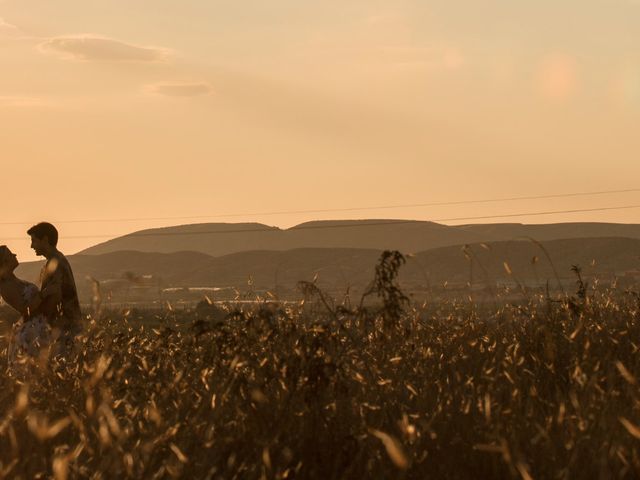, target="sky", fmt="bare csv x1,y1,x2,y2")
1,0,639,261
